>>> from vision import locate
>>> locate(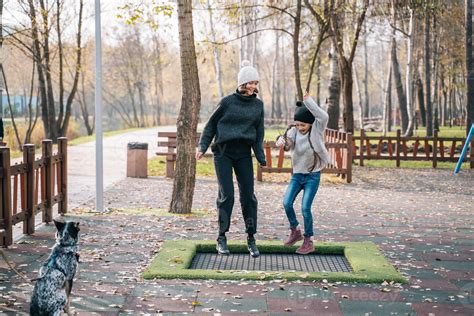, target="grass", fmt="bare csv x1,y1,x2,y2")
7,127,144,159
148,156,346,183
356,159,471,170
143,240,407,284
68,127,143,146
353,126,468,138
